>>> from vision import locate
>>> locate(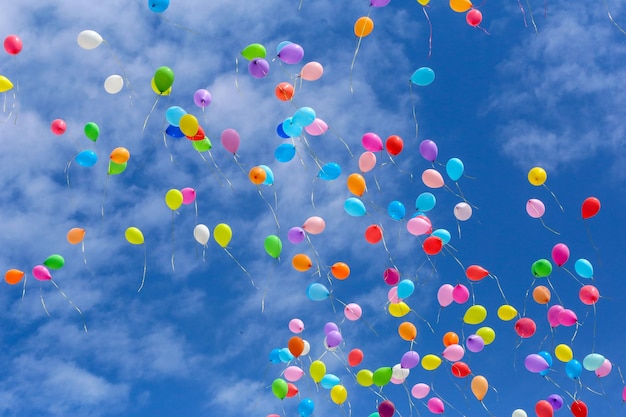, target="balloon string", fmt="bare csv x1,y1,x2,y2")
156,14,203,36
207,151,234,190
102,40,136,100
409,82,419,141
561,267,583,286
422,6,432,59
546,277,563,306
234,56,240,94
524,0,539,33
429,385,466,417
40,286,50,317
539,217,560,235
410,309,435,334
490,273,509,305
542,183,564,212
349,34,365,94
326,124,353,157
310,177,317,209
232,154,248,177
602,0,626,36
137,244,148,292
256,186,280,233
223,247,256,288
592,303,597,353
163,132,176,164
101,175,110,225
142,96,160,136
584,220,602,266
64,156,75,190
50,279,87,332
171,211,176,273
380,226,399,271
